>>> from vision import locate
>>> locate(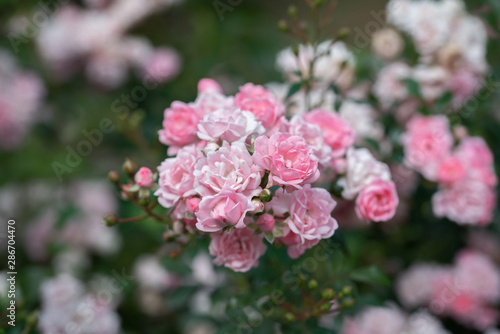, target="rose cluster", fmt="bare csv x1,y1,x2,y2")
397,249,500,331
402,115,497,225
150,78,398,272
22,0,182,88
